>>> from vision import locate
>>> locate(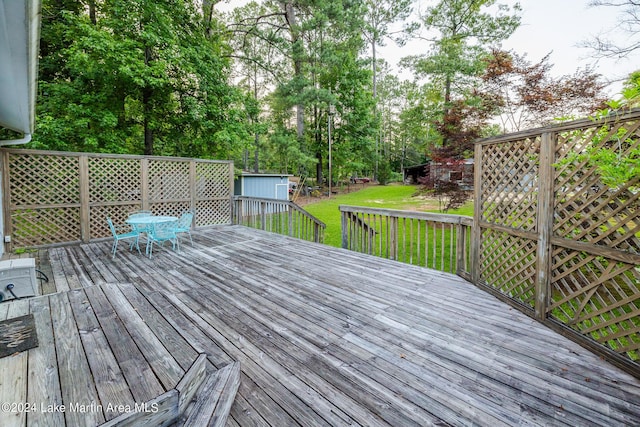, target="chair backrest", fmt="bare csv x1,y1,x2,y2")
178,212,194,229
150,220,178,239
106,217,117,237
